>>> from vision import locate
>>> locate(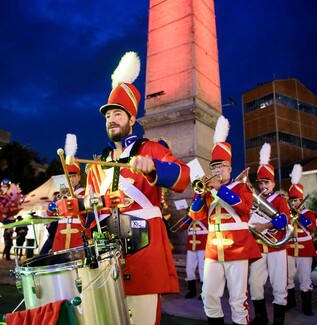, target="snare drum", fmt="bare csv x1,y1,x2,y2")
17,245,130,325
